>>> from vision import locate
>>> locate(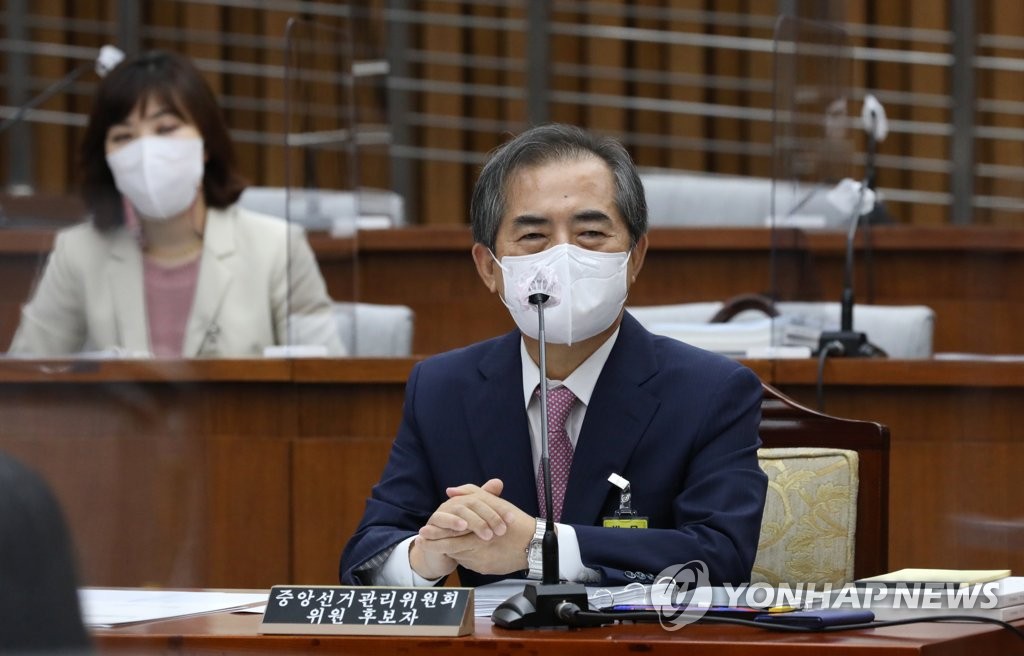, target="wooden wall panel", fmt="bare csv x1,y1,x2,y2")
7,2,1023,228
31,0,71,195
0,379,295,588
980,0,1024,226
667,0,708,171
867,1,912,224
550,5,584,128
292,436,394,584
467,1,502,162
744,5,775,179
708,0,743,175
419,2,467,226
182,5,222,87
585,1,628,134
261,9,292,188
906,2,947,226
632,0,668,167
223,7,264,187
